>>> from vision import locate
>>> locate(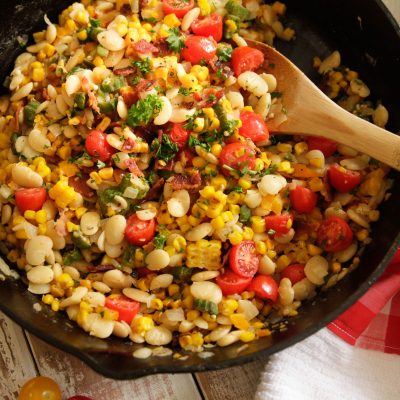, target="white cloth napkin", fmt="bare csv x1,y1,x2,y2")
255,328,400,400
